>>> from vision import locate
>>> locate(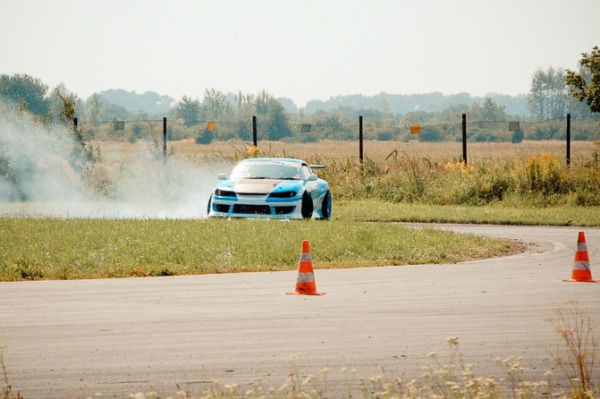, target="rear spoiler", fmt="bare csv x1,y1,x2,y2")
309,164,325,170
